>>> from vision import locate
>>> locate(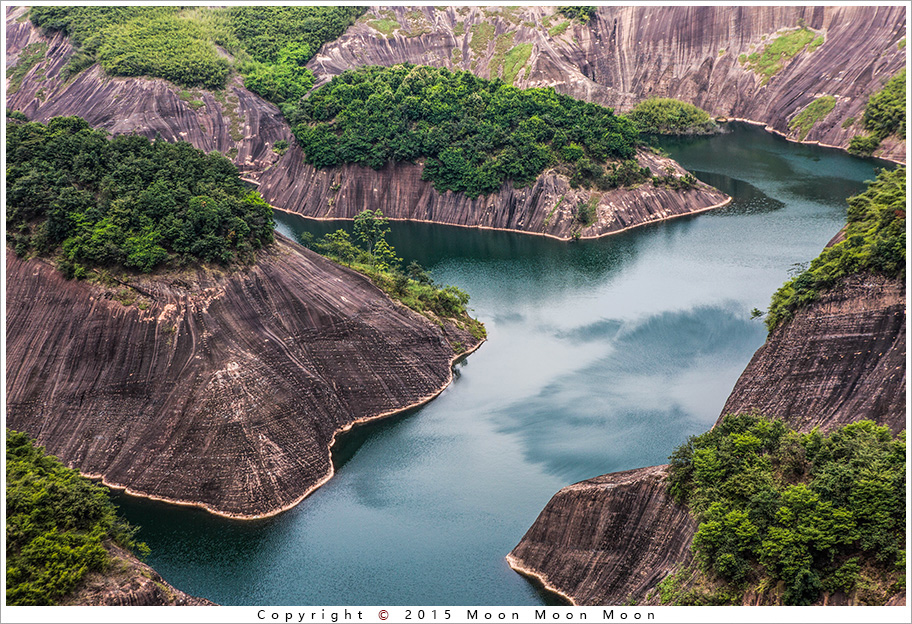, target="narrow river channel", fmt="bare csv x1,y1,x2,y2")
114,123,888,606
